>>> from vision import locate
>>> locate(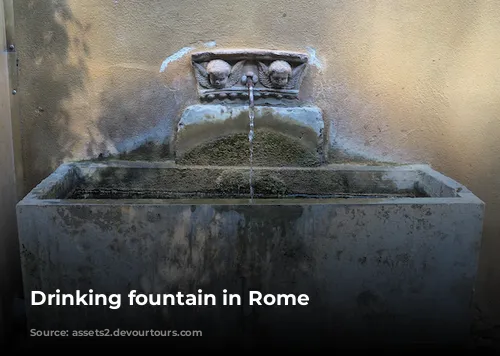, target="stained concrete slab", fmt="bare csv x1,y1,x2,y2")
16,161,484,348
175,104,325,166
